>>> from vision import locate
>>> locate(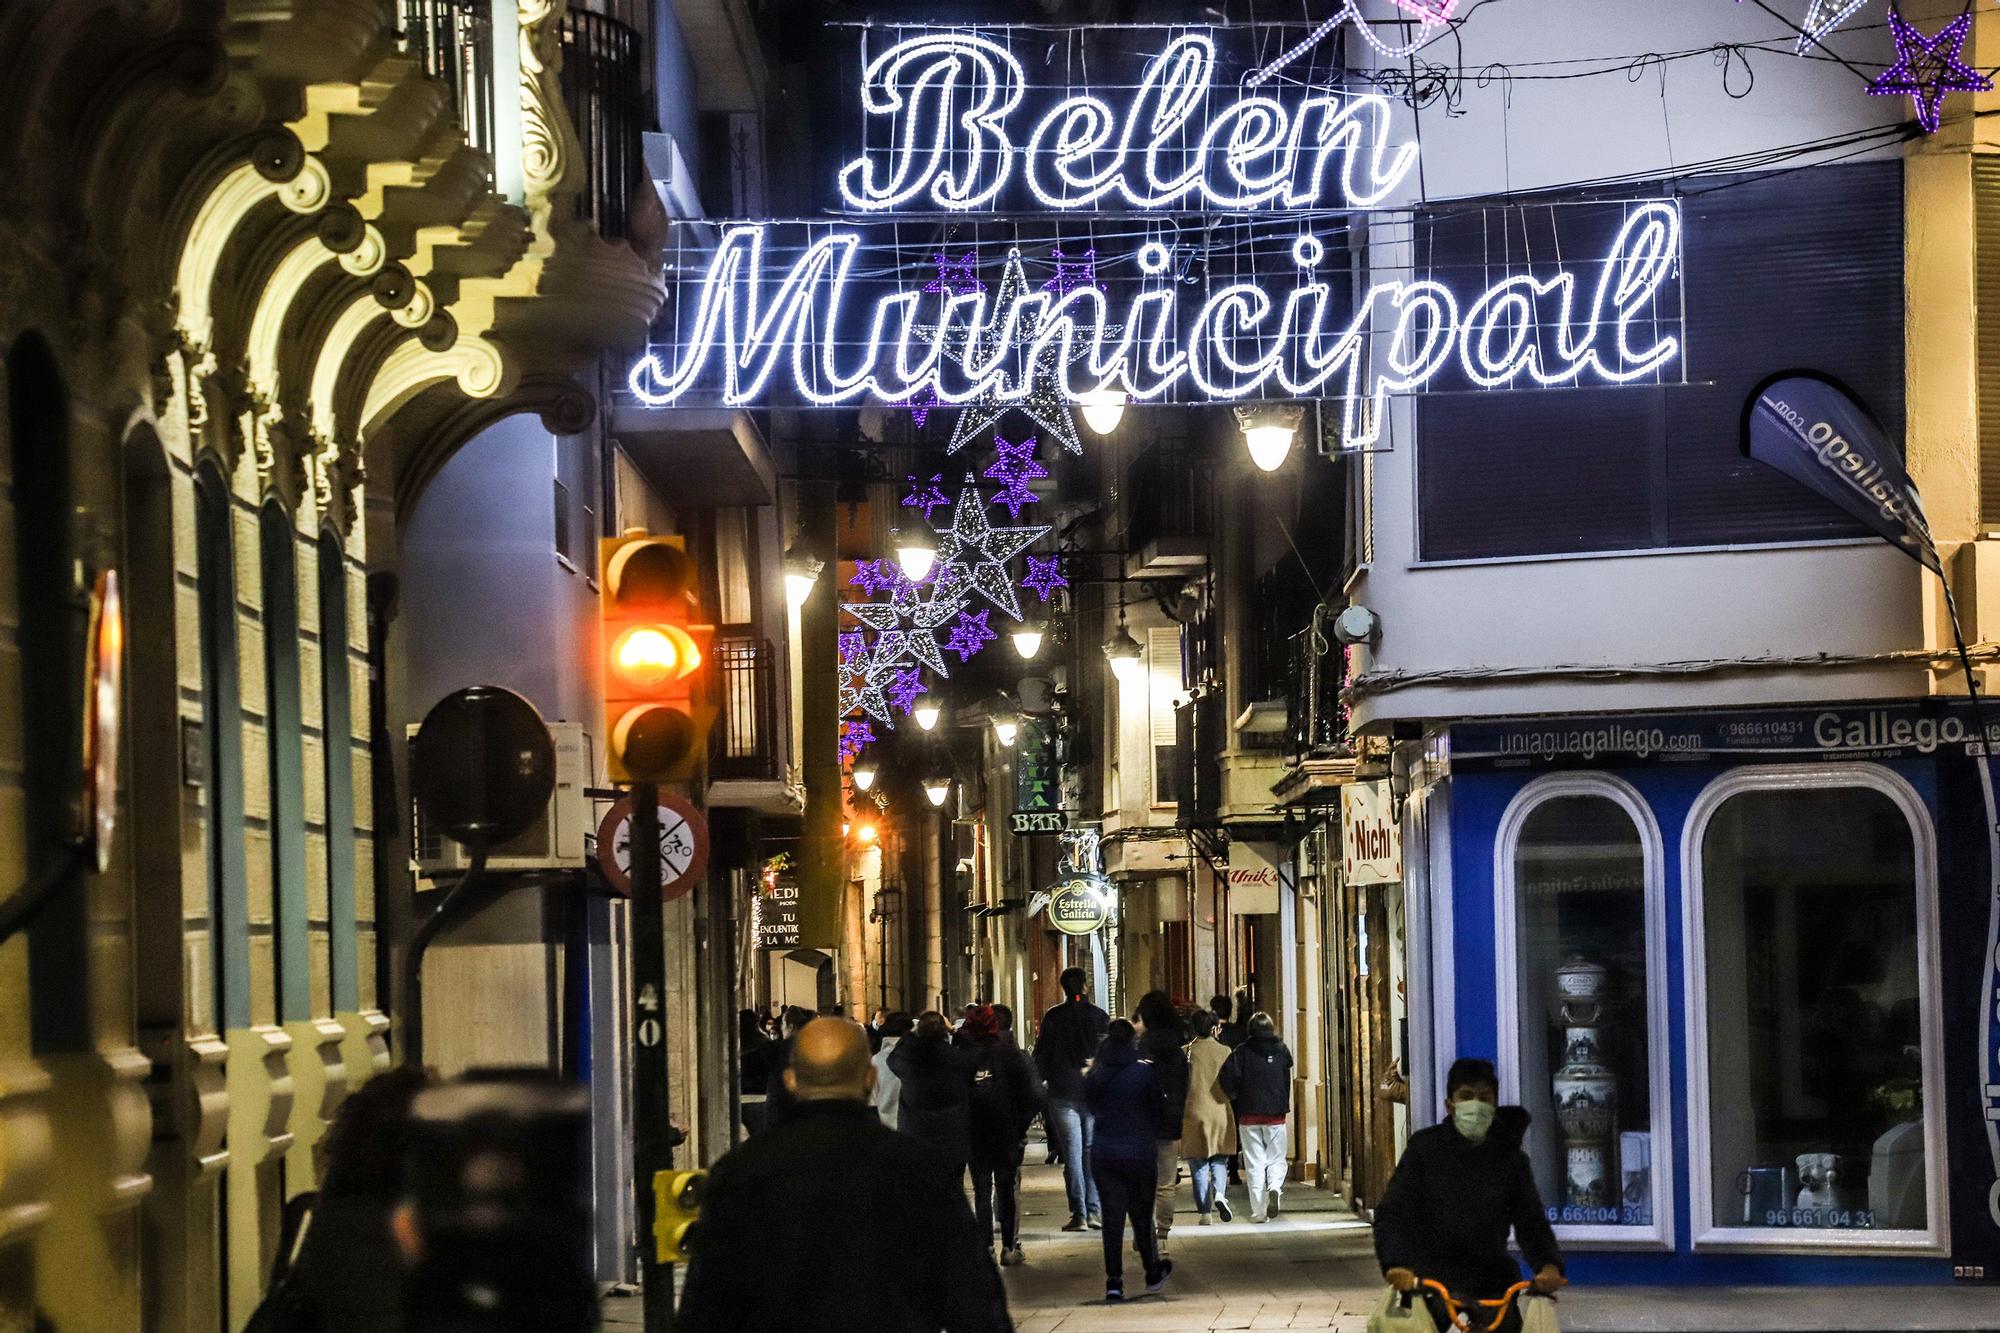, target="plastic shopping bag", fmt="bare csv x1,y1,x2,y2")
1367,1286,1441,1333
1519,1293,1562,1333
